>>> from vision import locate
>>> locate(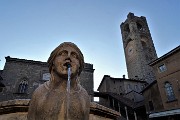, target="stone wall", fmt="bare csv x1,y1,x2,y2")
0,56,94,102
142,82,164,113
79,63,94,96
1,57,48,101
0,113,27,120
